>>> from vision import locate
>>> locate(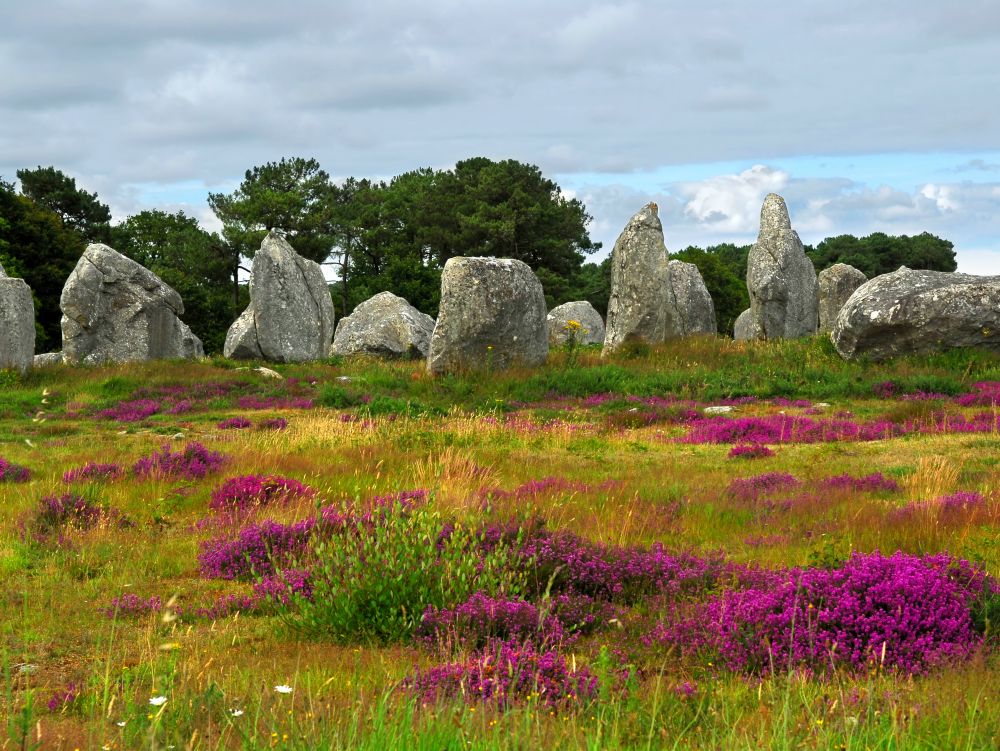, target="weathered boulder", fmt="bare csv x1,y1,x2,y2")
818,263,868,333
331,291,435,359
60,244,203,364
547,301,605,346
603,203,671,353
733,308,756,340
665,260,716,337
33,352,64,368
746,194,818,339
224,231,335,362
0,264,35,372
427,257,547,375
831,267,1000,361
